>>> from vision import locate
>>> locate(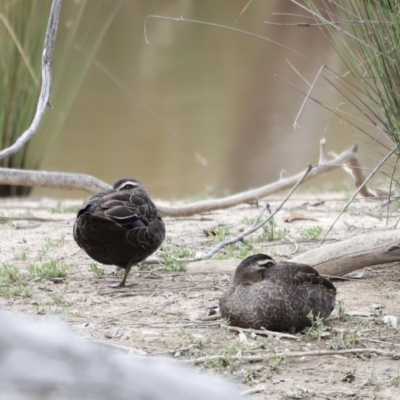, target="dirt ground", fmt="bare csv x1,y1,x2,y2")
0,192,400,399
